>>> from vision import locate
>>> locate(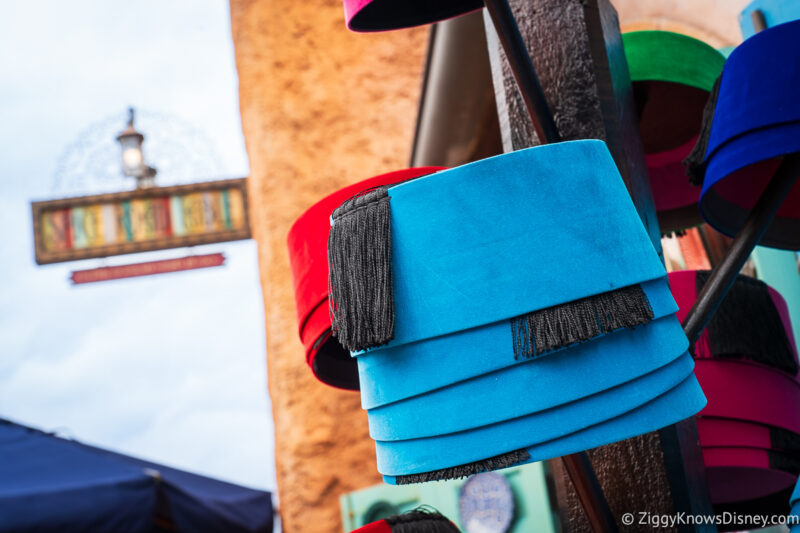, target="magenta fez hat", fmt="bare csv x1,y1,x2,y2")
343,0,483,32
669,270,800,505
622,31,725,232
